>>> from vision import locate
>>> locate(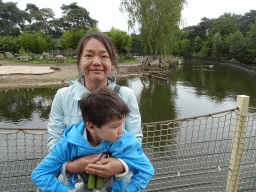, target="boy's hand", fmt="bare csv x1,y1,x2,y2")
66,153,106,173
85,157,125,177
